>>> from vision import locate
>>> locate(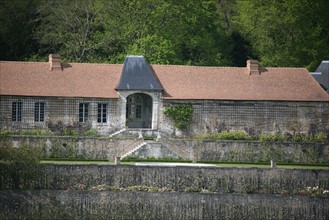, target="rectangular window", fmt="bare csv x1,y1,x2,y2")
97,103,107,123
12,101,22,122
79,103,89,122
136,105,142,118
35,102,45,122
